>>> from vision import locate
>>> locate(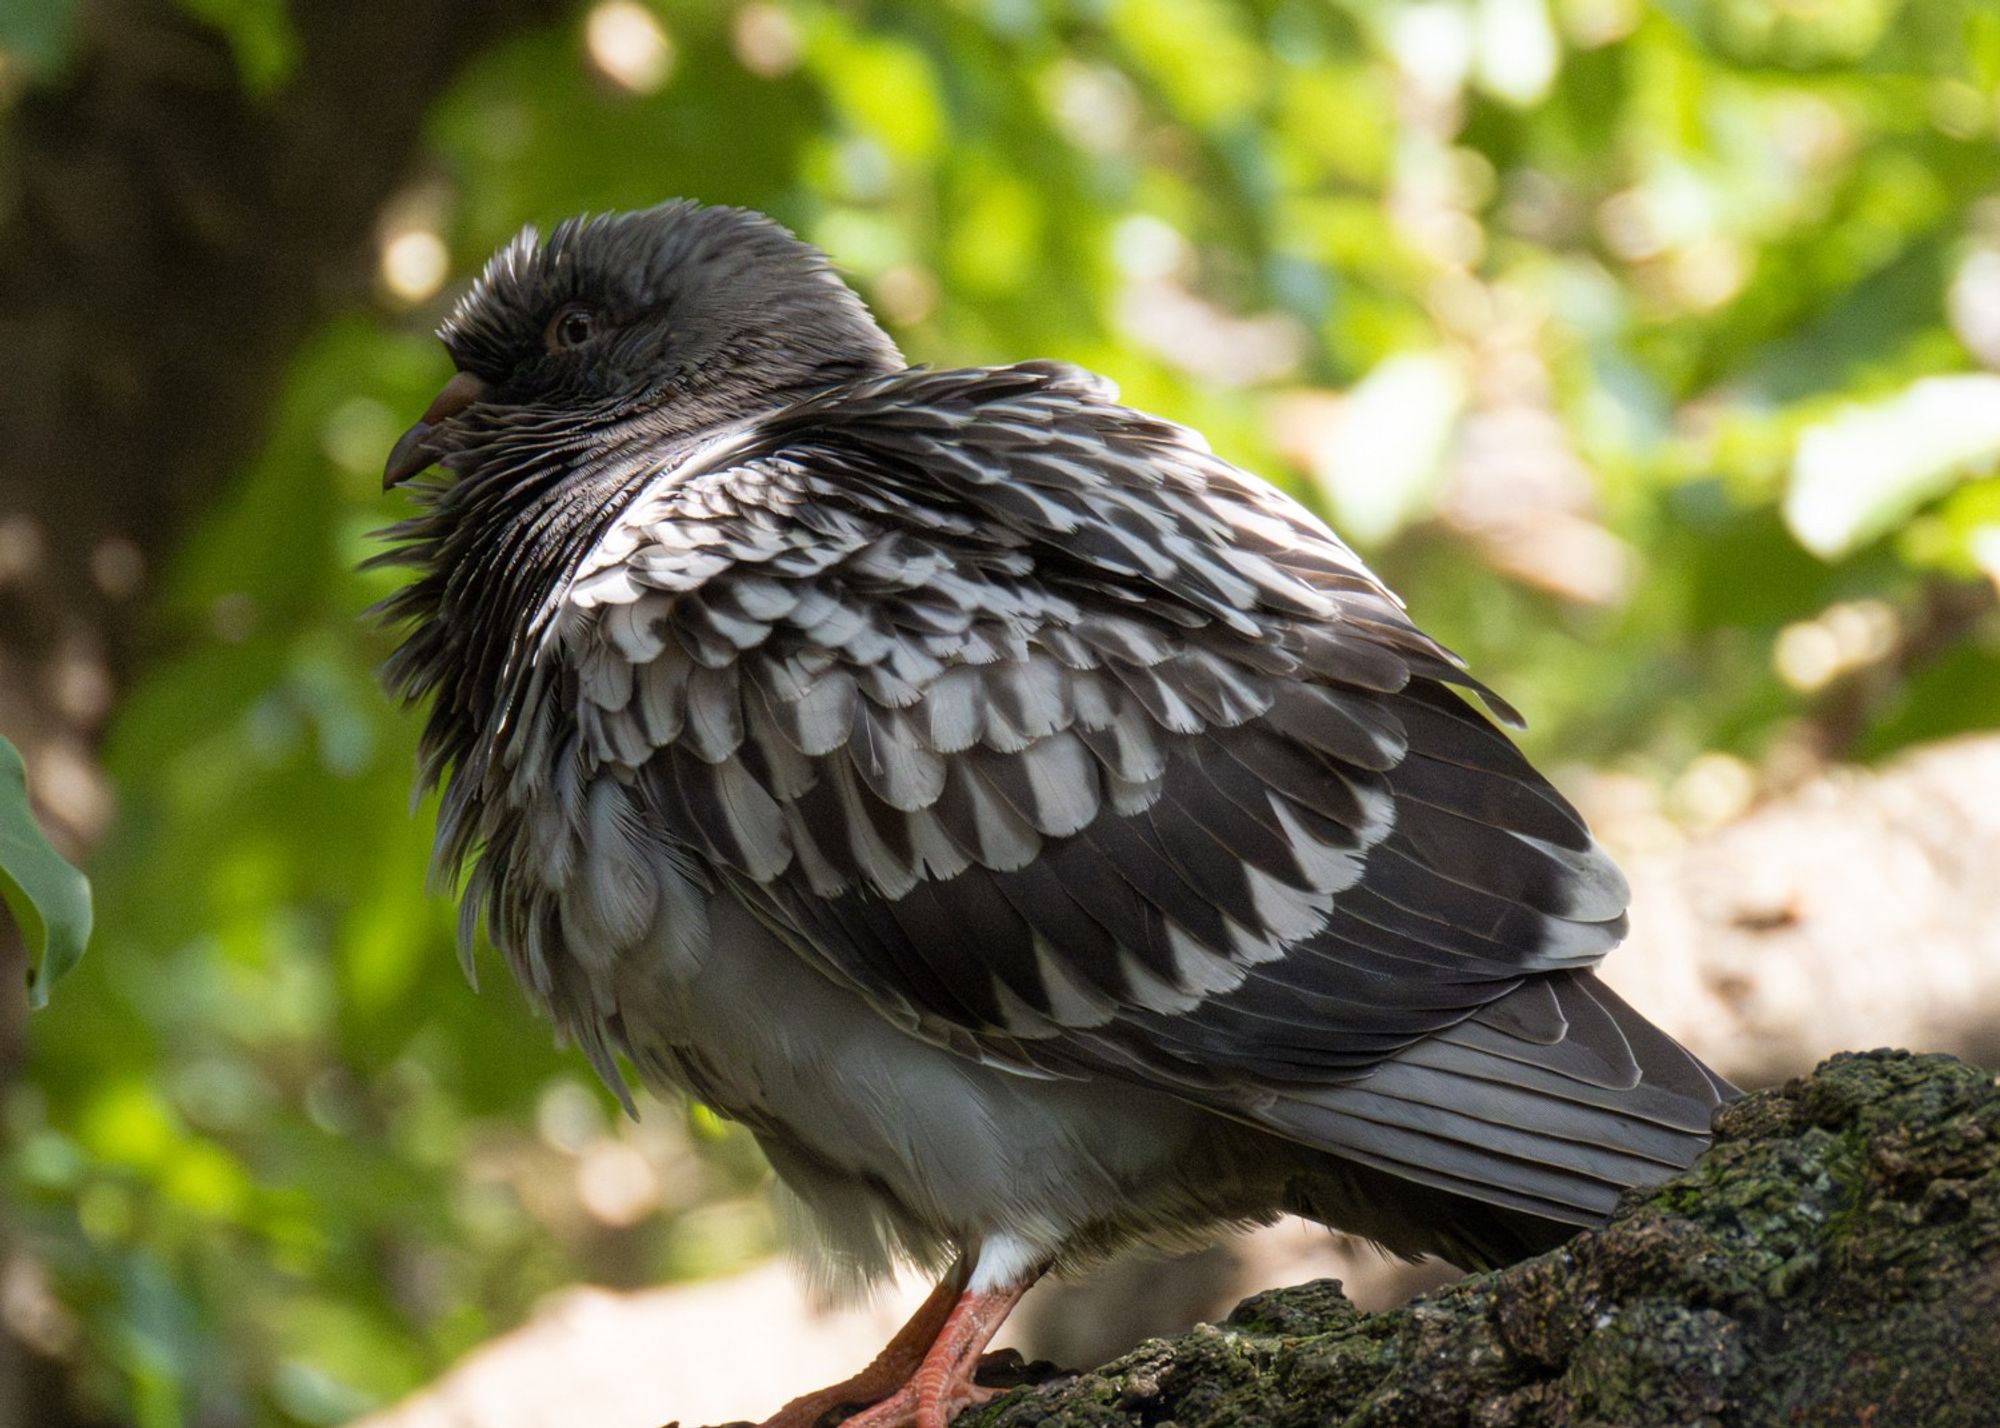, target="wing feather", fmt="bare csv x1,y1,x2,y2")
543,361,1727,1230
